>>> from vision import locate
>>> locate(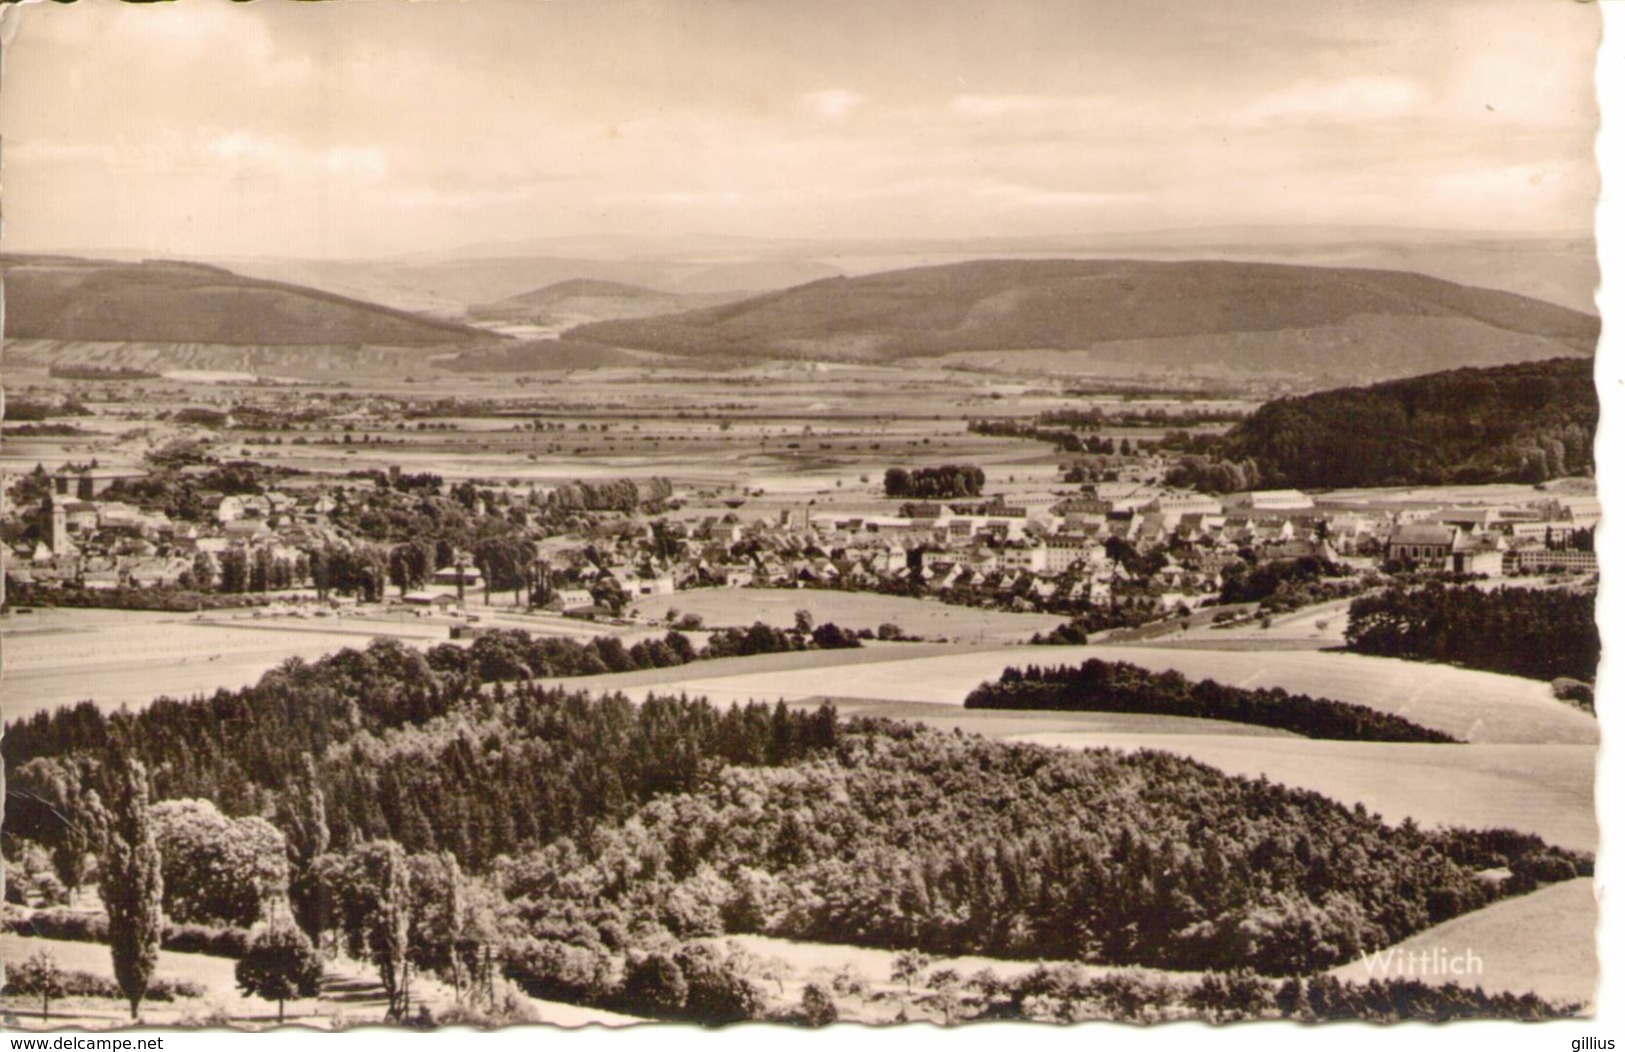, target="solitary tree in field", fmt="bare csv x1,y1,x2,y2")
891,949,931,993
237,919,324,1023
925,967,963,1025
104,755,163,1020
13,949,66,1022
